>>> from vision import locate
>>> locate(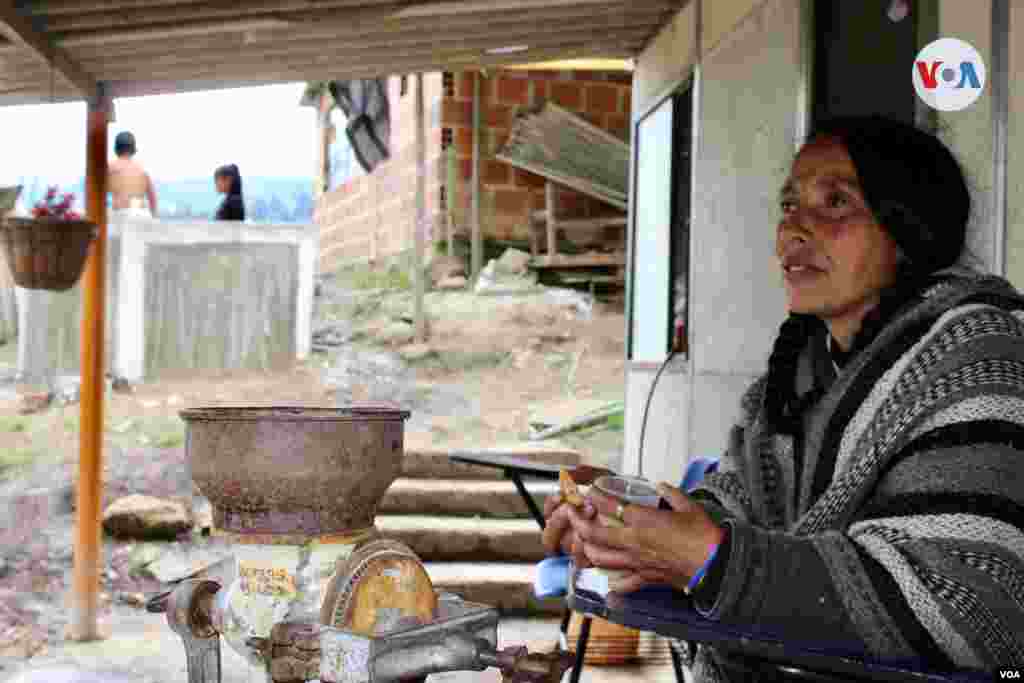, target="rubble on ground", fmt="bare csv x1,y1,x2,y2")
430,255,468,286
102,495,192,541
496,248,532,275
474,258,539,296
437,275,467,290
